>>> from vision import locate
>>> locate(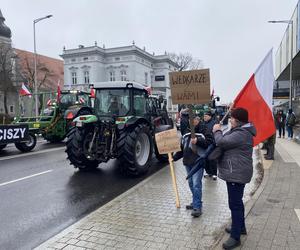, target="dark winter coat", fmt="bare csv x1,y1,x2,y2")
275,112,286,126
180,111,190,136
213,123,256,184
204,118,217,133
173,123,214,166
